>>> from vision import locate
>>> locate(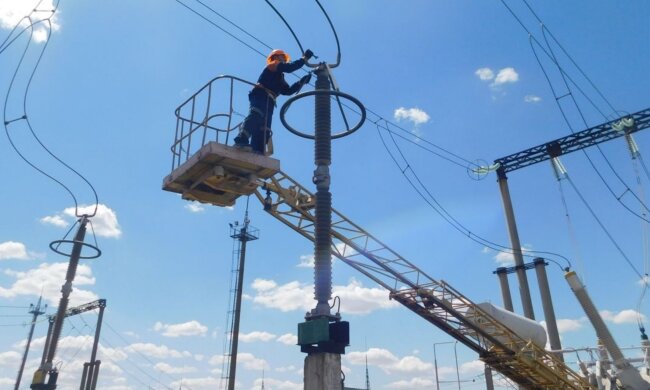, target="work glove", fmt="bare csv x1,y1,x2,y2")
299,73,312,85
303,49,314,60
